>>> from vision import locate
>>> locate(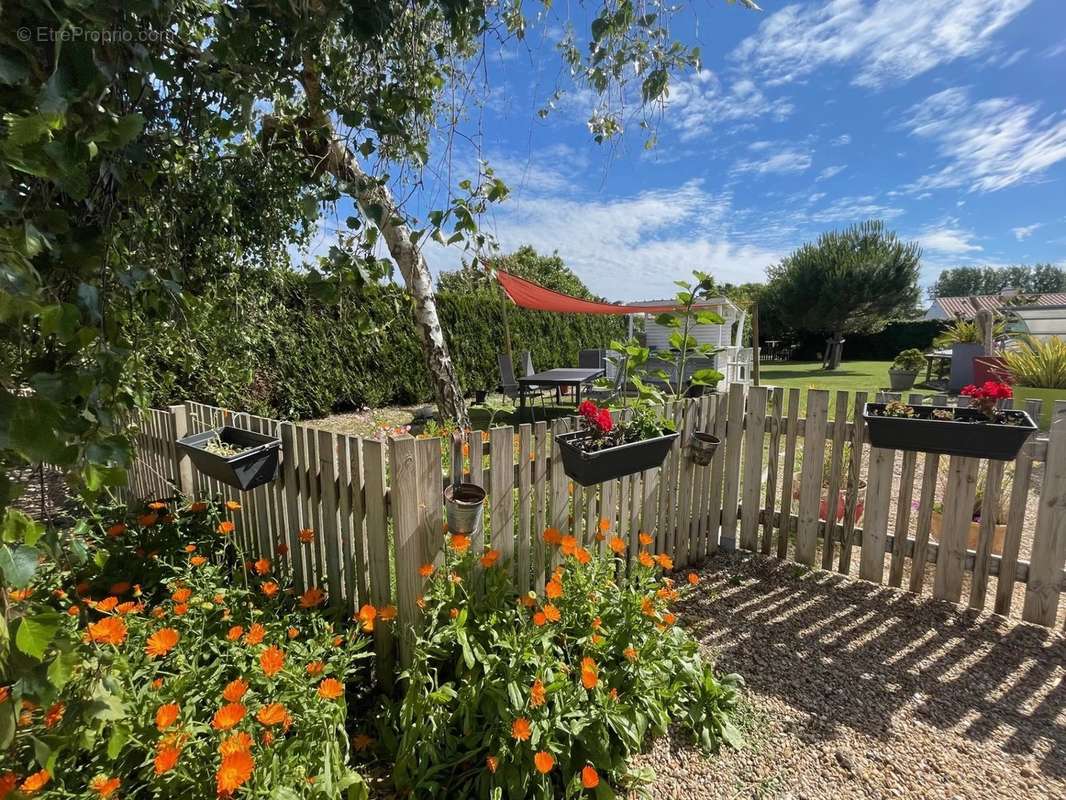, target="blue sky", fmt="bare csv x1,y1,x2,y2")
305,0,1066,302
